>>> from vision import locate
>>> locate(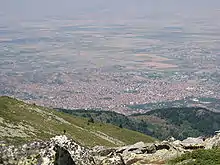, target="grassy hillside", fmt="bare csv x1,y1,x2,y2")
58,107,220,140
0,96,155,147
56,108,153,137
